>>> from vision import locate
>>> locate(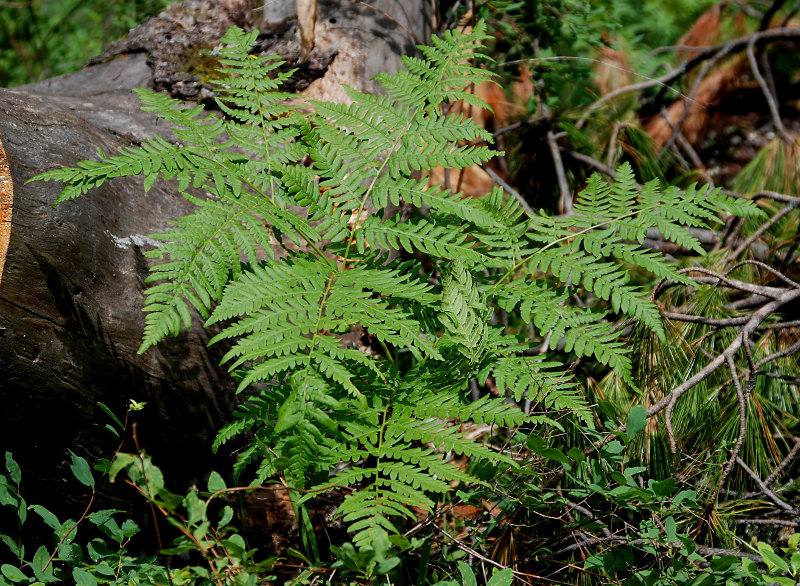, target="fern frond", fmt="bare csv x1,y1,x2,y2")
213,27,302,146
497,278,633,382
361,215,486,262
440,259,488,363
336,266,439,305
139,190,320,351
378,21,496,109
327,287,438,361
478,330,590,424
33,136,214,203
489,353,581,407
393,384,527,430
391,416,511,463
207,255,331,326
212,418,248,454
311,92,410,157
